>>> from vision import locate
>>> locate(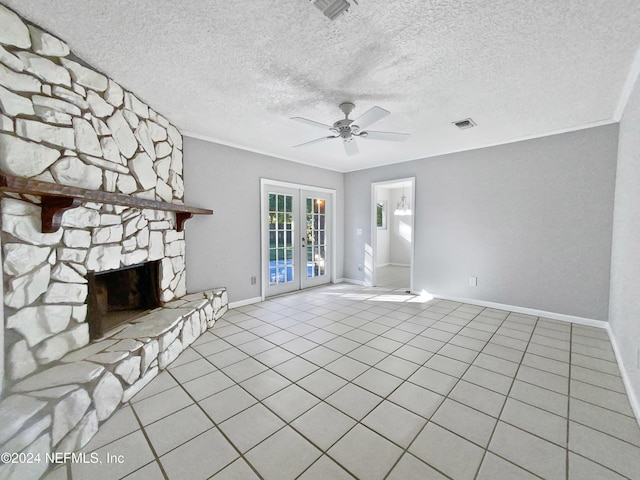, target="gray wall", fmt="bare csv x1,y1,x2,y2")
183,137,344,303
345,125,618,320
610,77,640,410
